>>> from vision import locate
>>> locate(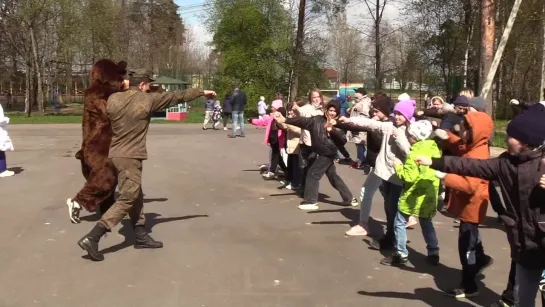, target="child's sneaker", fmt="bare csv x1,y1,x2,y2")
298,202,319,211
427,254,440,266
380,252,408,266
344,198,358,207
445,288,478,298
223,127,228,131
0,170,15,177
345,224,368,236
262,172,275,180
